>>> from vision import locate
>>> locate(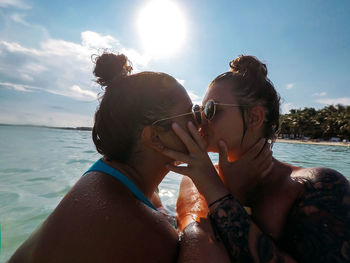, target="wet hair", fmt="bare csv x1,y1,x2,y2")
92,52,180,163
210,55,280,142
